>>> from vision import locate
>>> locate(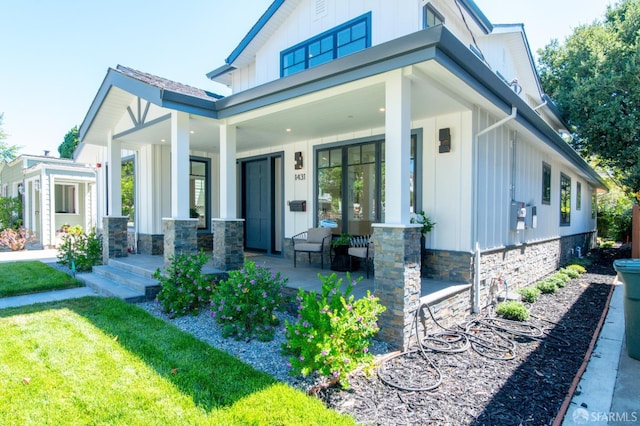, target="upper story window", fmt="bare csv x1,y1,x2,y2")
281,13,371,77
423,4,444,28
576,181,582,210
